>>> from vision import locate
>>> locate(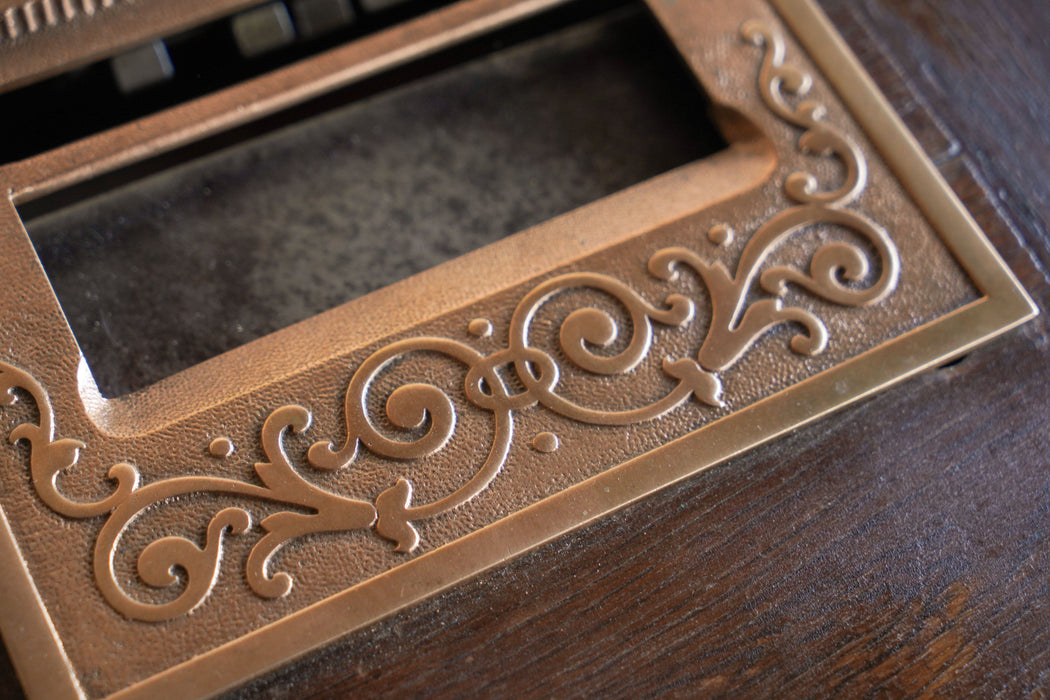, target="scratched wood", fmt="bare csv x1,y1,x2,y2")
2,0,1048,696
